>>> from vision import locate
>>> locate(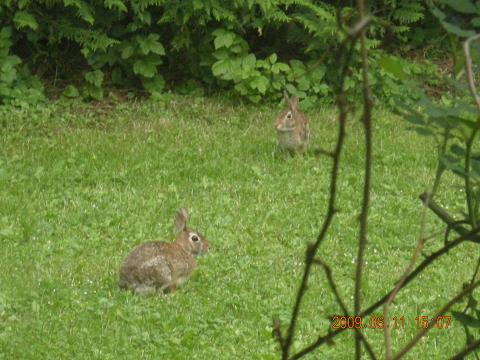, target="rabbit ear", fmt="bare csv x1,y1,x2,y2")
290,96,299,110
174,208,189,232
283,90,290,103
